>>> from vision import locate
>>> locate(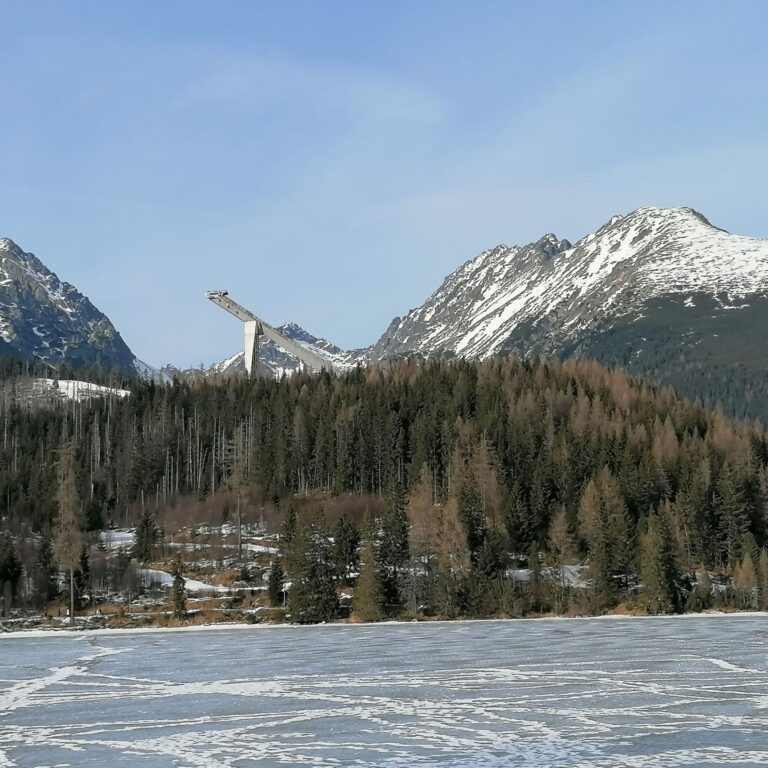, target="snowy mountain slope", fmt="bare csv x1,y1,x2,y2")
169,322,359,380
372,207,768,362
0,238,139,373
